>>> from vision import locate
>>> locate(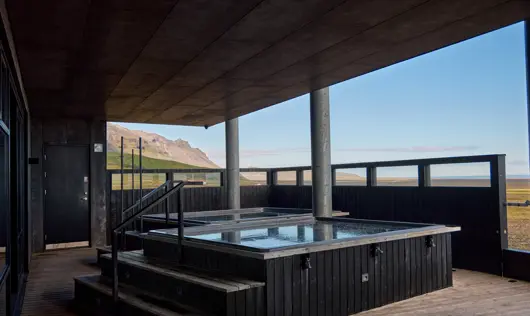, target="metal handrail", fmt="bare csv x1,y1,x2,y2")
121,179,172,217
122,179,173,236
112,180,186,305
